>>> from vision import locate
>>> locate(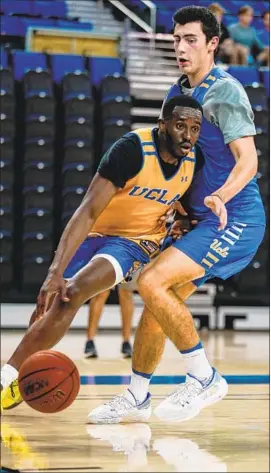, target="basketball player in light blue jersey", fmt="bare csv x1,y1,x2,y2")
88,6,265,424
